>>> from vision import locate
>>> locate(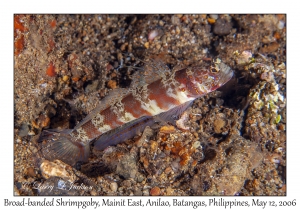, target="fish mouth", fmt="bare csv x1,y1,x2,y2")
216,62,234,86
207,61,233,92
